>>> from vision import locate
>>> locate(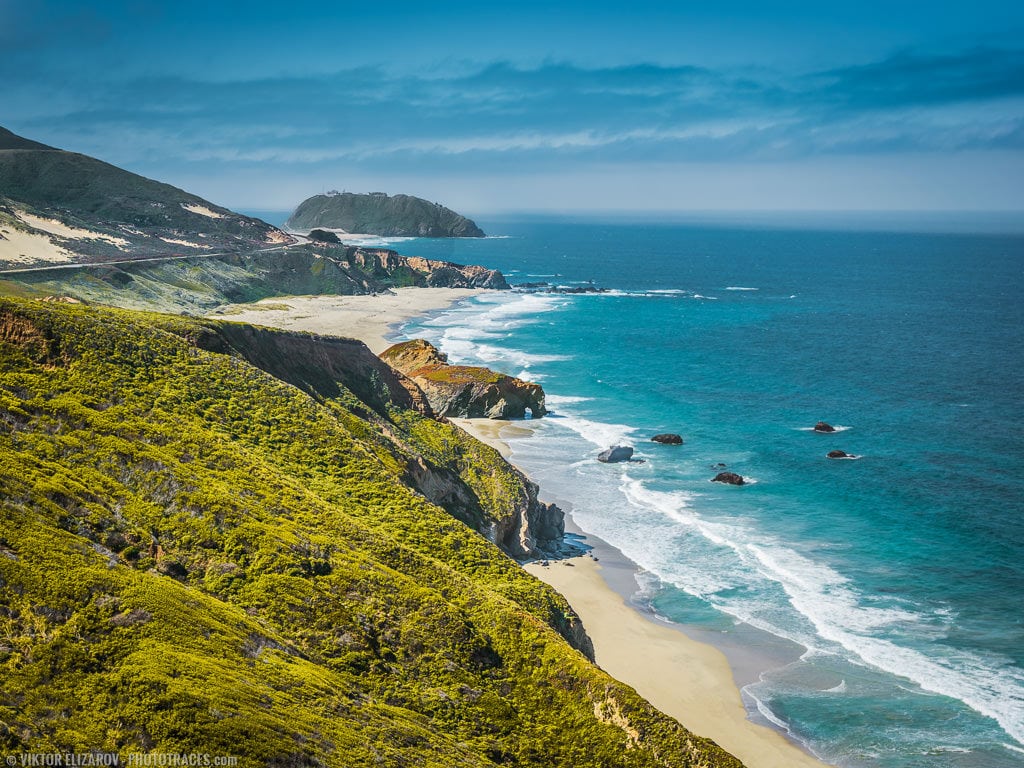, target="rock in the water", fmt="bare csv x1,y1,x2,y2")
712,471,746,485
287,191,485,237
813,421,836,433
651,433,683,445
380,339,545,419
597,446,634,463
826,450,851,459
